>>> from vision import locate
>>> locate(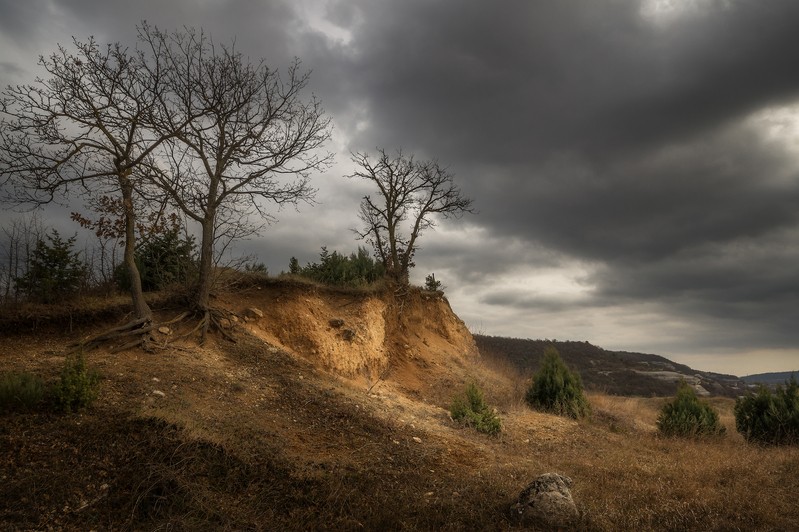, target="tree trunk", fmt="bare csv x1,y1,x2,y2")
194,214,216,311
120,175,152,321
